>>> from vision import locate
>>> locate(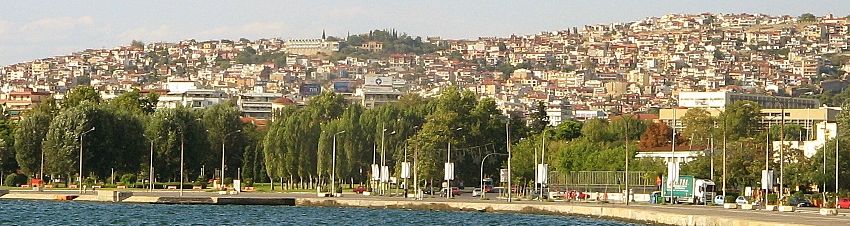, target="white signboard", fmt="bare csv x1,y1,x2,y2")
380,166,390,182
444,163,454,181
371,164,380,181
233,180,241,192
401,162,411,179
666,160,680,187
535,164,548,184
745,187,753,197
365,76,393,86
761,170,774,190
500,169,508,182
